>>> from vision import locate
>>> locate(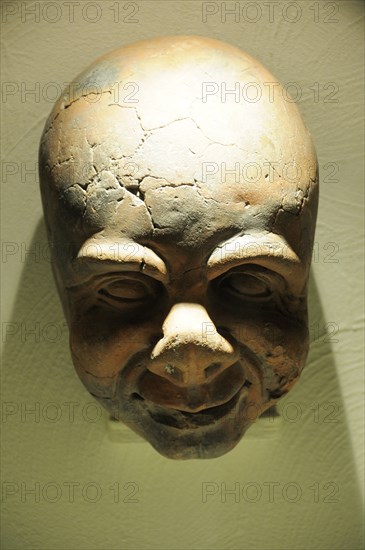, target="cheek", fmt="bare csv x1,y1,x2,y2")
212,307,309,373
218,310,309,407
69,308,163,391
